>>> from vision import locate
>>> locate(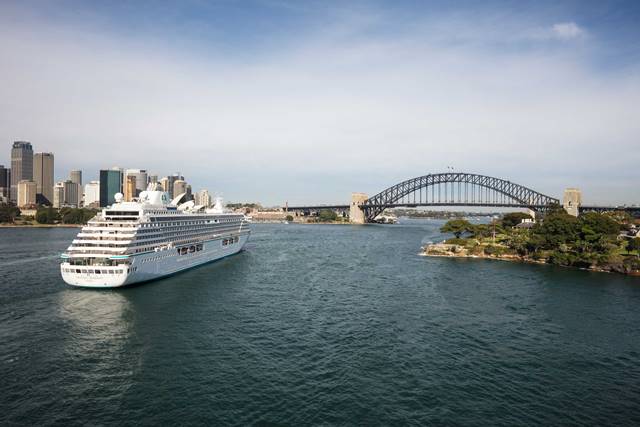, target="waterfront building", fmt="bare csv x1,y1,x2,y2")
124,169,148,196
53,182,65,208
173,179,187,199
0,164,10,202
99,168,123,207
34,152,54,205
84,181,100,207
195,189,212,207
69,170,82,186
124,175,137,202
63,180,79,207
17,180,37,207
10,141,33,203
